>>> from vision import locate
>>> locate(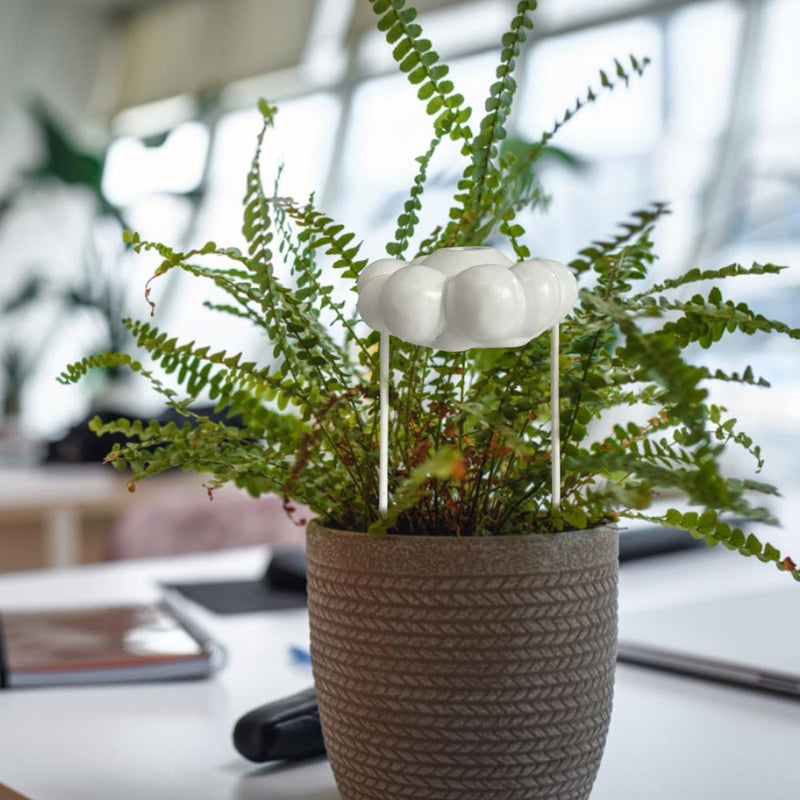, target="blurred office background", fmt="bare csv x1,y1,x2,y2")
0,0,797,569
